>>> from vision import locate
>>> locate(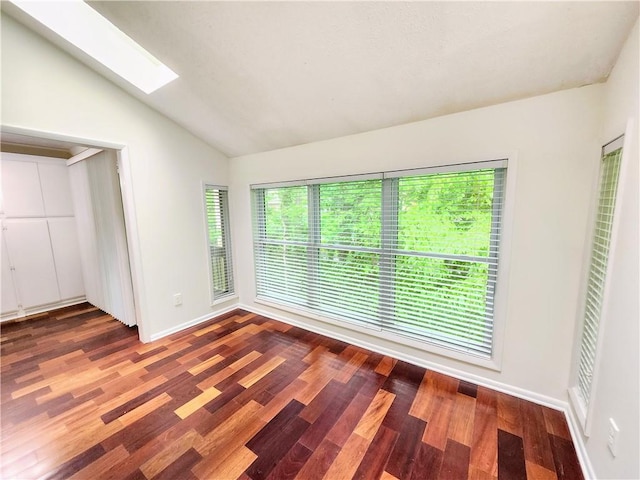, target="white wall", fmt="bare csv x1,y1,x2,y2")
1,15,233,340
574,19,639,480
231,84,604,402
